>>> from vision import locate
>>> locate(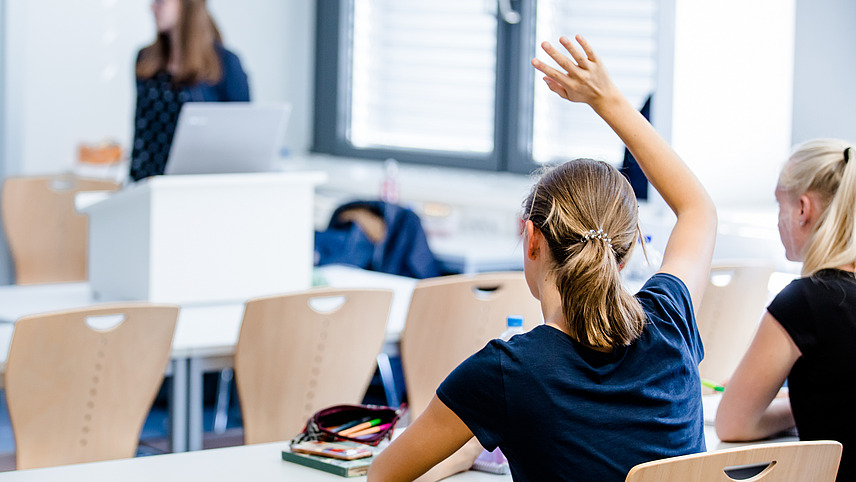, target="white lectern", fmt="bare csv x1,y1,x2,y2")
78,172,327,304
